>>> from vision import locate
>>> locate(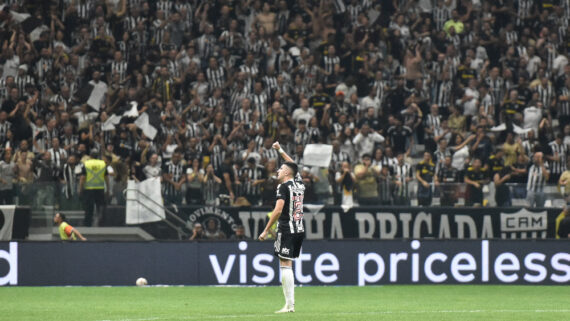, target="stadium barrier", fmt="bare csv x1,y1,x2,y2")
0,240,568,286
143,205,561,240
